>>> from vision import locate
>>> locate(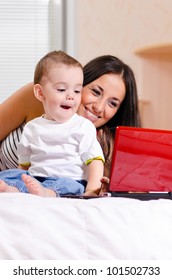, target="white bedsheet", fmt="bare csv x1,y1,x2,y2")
0,193,172,260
